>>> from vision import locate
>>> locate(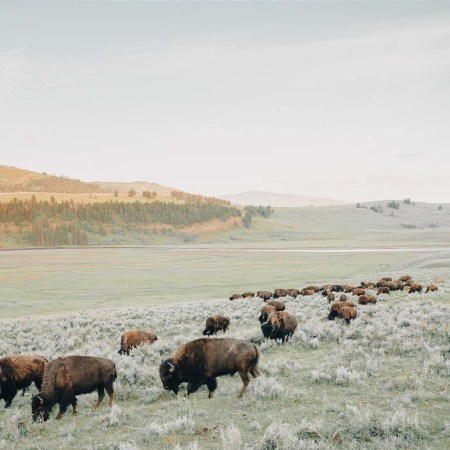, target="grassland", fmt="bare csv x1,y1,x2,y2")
0,252,449,449
0,247,430,318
